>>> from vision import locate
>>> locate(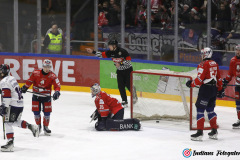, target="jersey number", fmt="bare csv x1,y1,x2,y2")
15,87,23,100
